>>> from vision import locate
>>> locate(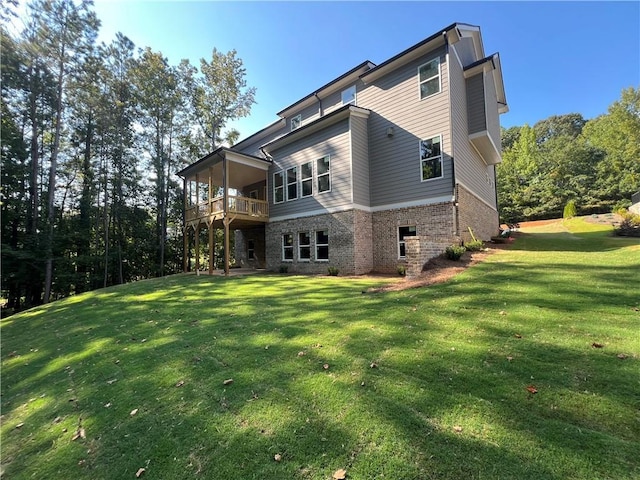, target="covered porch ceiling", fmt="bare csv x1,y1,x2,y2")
176,147,271,190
